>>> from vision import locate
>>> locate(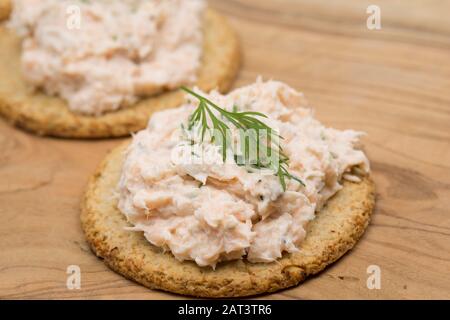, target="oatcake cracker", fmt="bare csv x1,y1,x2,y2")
0,9,240,138
81,143,375,298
